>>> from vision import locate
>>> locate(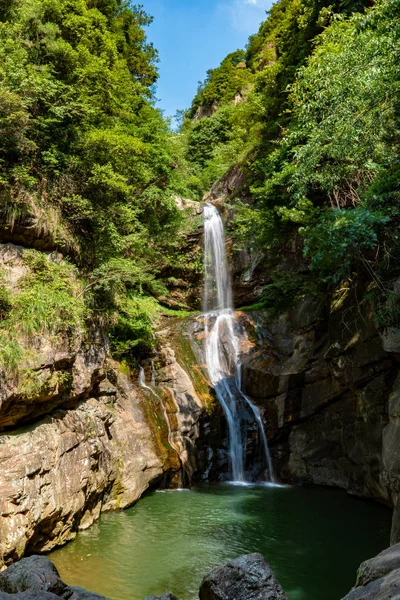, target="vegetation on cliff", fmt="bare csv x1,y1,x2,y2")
179,0,400,323
1,0,399,367
0,0,194,367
